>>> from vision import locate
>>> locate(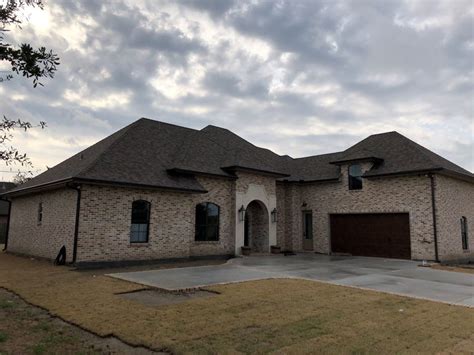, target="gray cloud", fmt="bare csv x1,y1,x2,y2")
0,0,472,177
